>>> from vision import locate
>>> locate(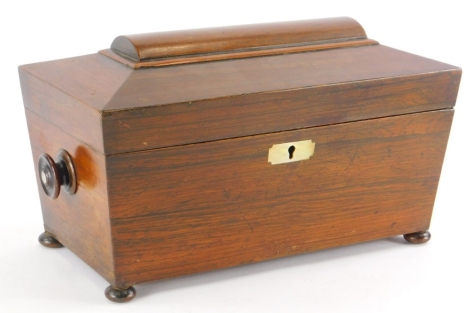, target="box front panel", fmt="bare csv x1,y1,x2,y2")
107,110,453,286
